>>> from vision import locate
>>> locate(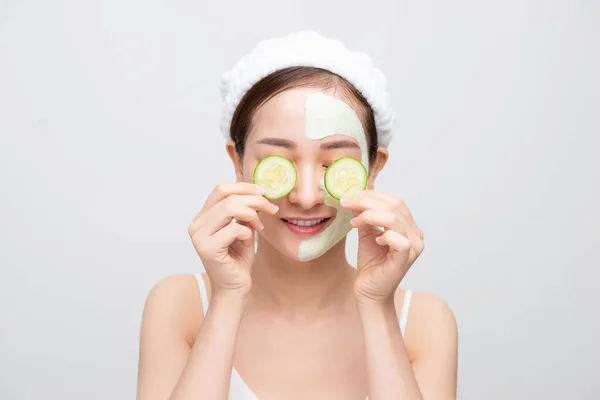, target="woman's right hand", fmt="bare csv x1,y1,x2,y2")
188,182,279,297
